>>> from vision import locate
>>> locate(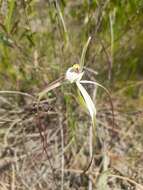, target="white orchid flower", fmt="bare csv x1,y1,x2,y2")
65,64,96,122
38,35,114,127
38,63,97,124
